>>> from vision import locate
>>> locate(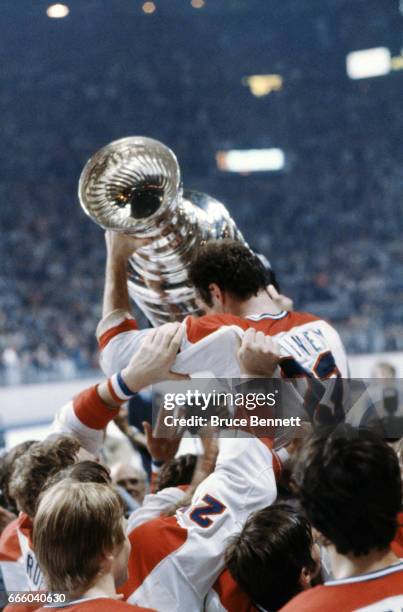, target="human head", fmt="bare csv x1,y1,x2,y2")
0,440,36,513
110,463,146,504
43,460,112,492
33,480,129,597
8,435,79,517
371,361,396,378
188,240,268,313
156,453,197,492
225,504,319,610
292,425,402,556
